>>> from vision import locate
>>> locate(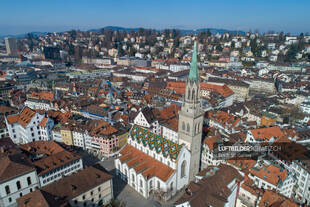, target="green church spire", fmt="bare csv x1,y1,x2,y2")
188,41,198,81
